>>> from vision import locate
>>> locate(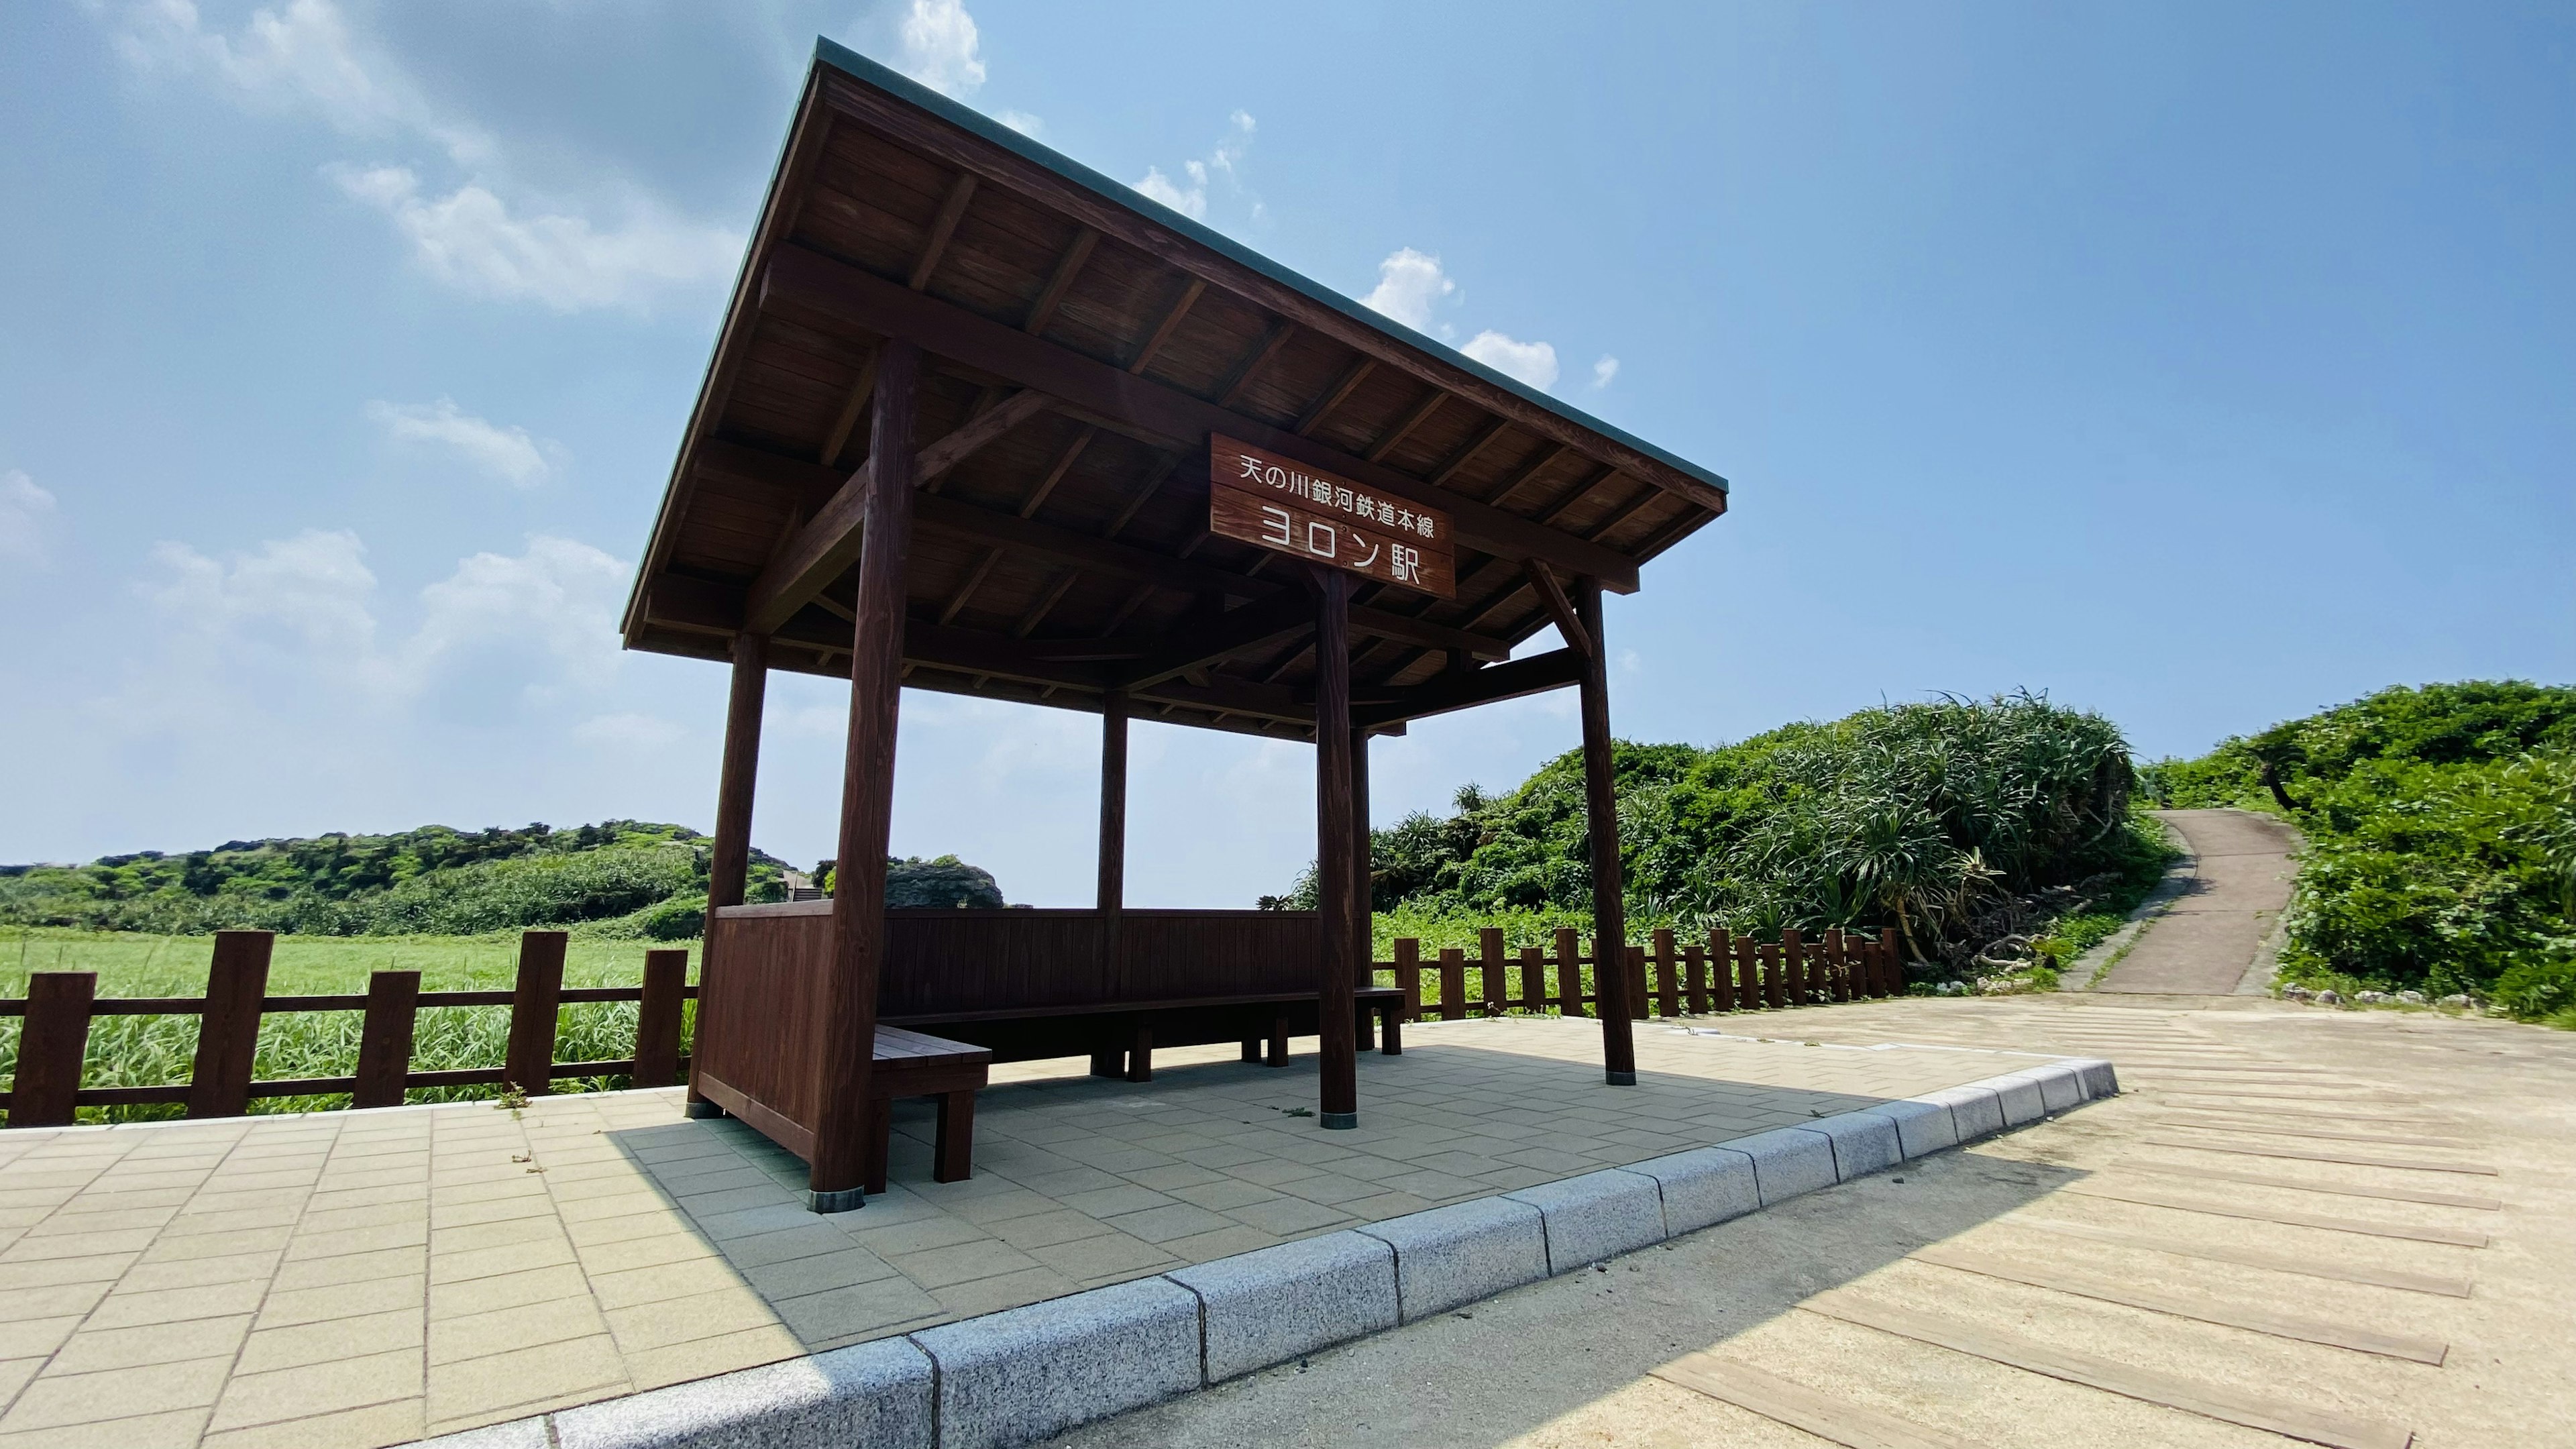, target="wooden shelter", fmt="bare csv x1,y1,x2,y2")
621,40,1729,1211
